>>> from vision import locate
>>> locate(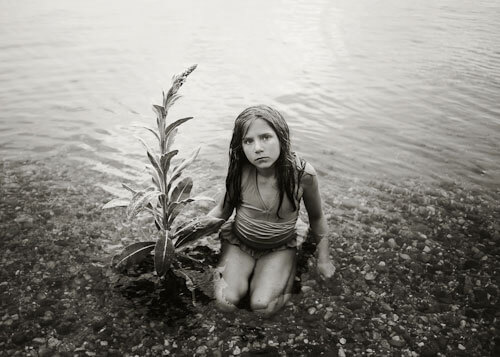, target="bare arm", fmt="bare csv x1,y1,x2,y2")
208,191,234,221
302,164,335,278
